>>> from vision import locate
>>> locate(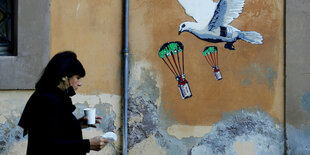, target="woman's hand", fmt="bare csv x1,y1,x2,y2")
89,136,109,151
79,116,102,129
